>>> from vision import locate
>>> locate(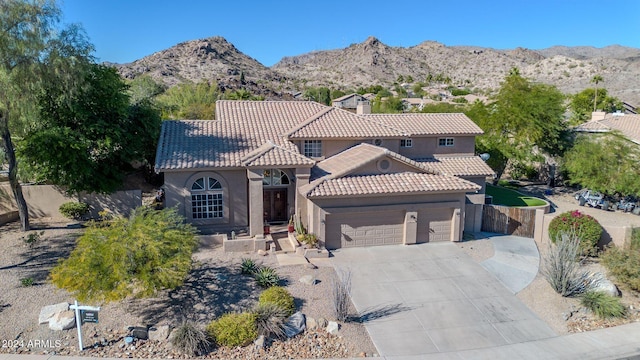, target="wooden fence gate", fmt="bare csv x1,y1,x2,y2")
481,205,536,238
